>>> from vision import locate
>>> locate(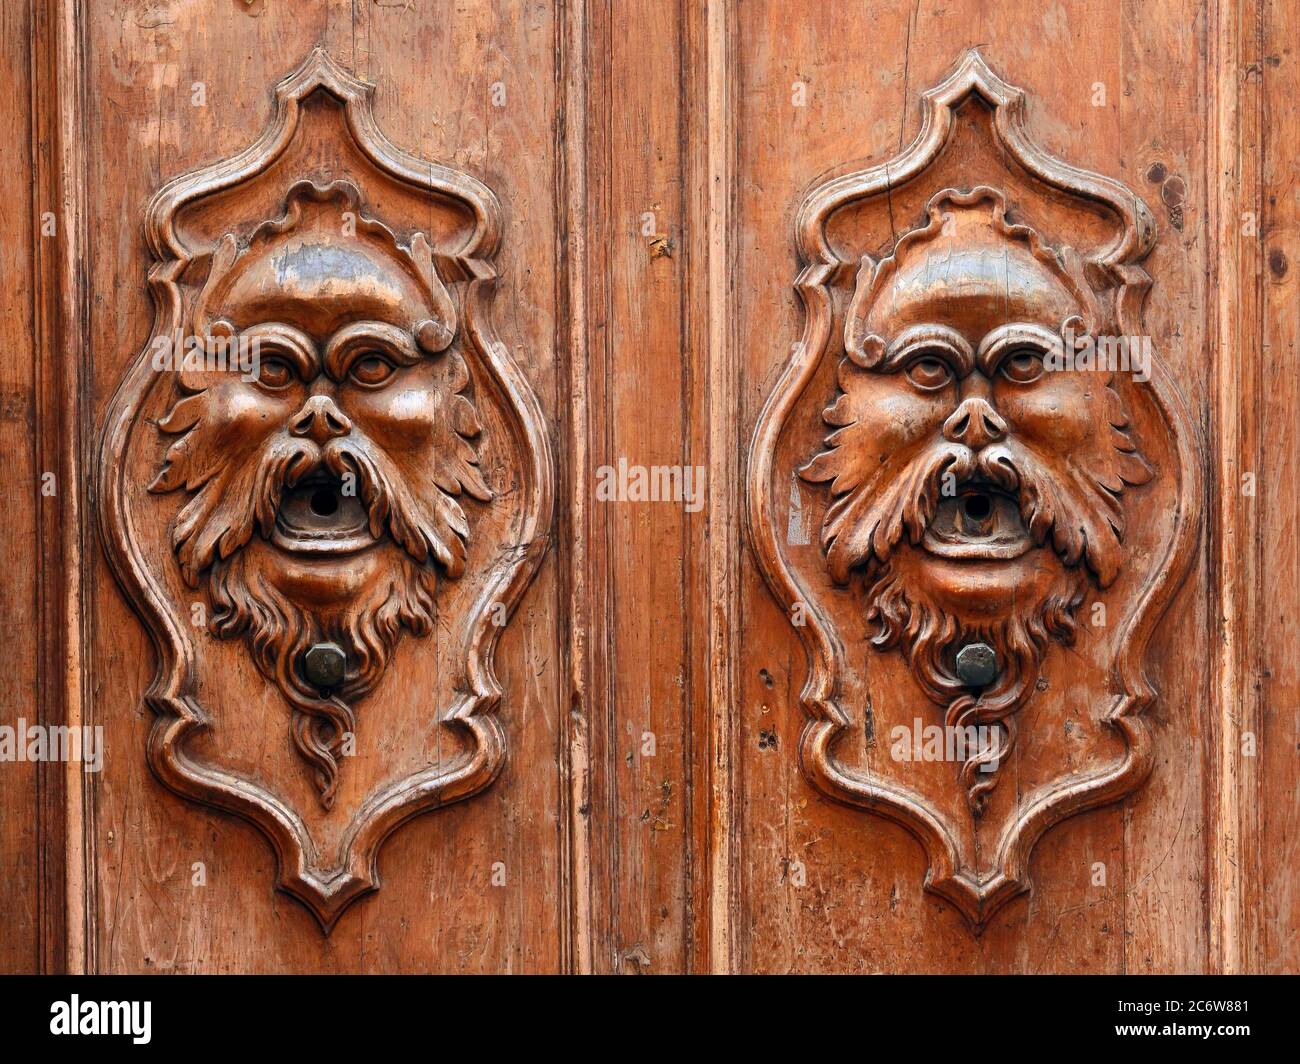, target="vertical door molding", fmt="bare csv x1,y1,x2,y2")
557,0,595,974
700,0,740,975
30,0,91,974
1207,0,1269,975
